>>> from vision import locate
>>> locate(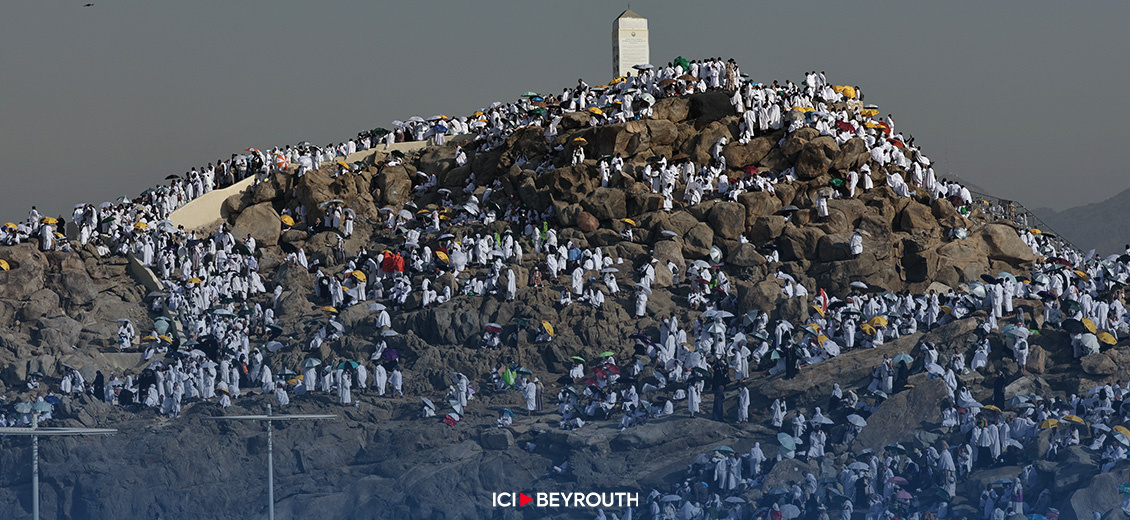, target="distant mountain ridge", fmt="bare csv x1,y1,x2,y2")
1033,186,1130,255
